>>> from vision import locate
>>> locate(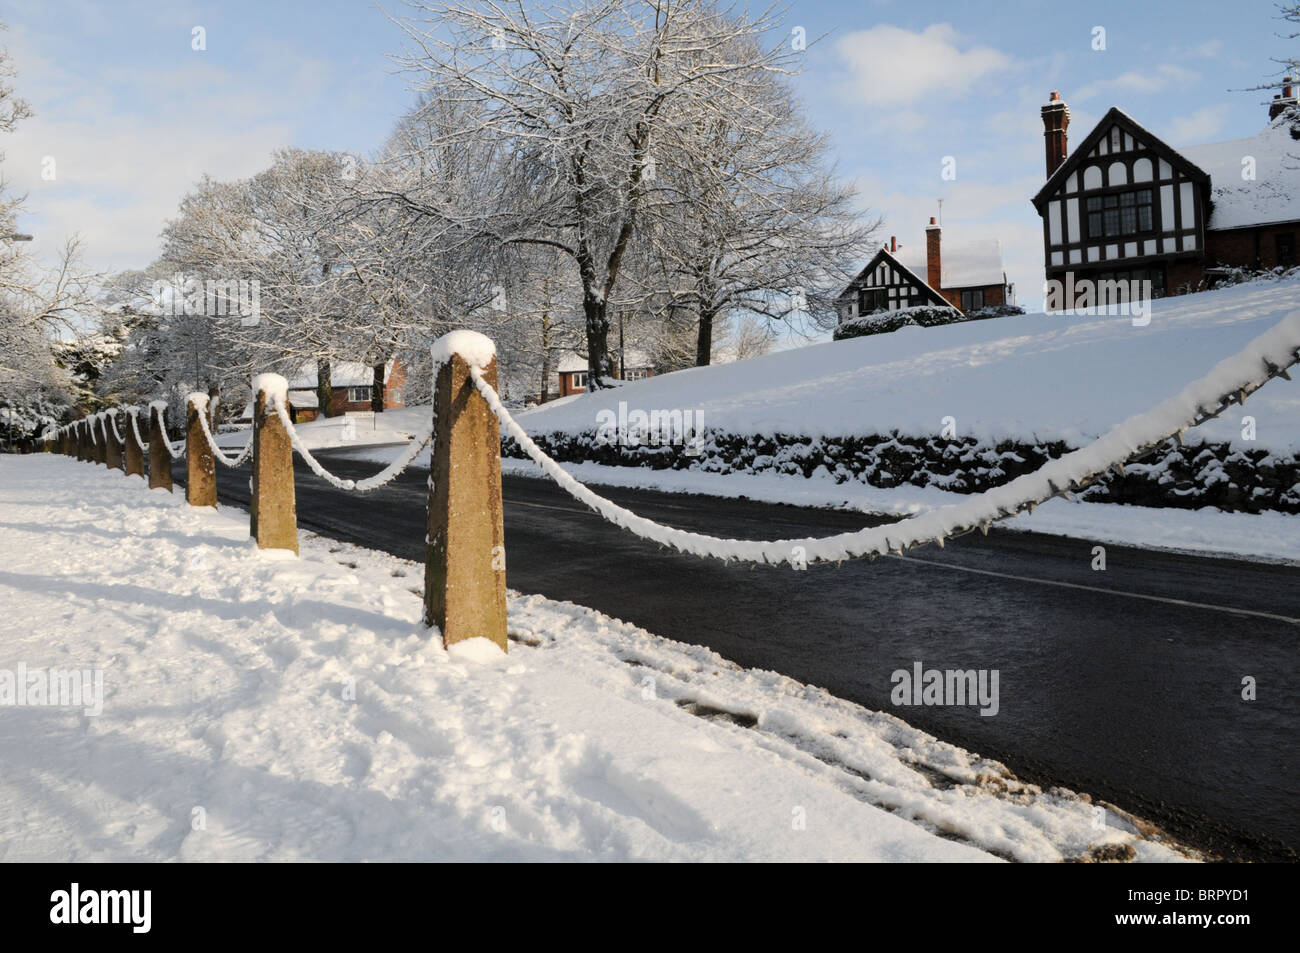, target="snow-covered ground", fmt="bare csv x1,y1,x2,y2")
0,454,1196,862
215,406,428,453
